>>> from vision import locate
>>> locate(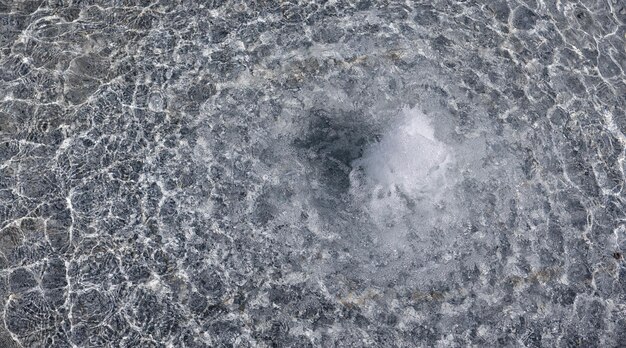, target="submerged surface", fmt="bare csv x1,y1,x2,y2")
0,0,625,347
